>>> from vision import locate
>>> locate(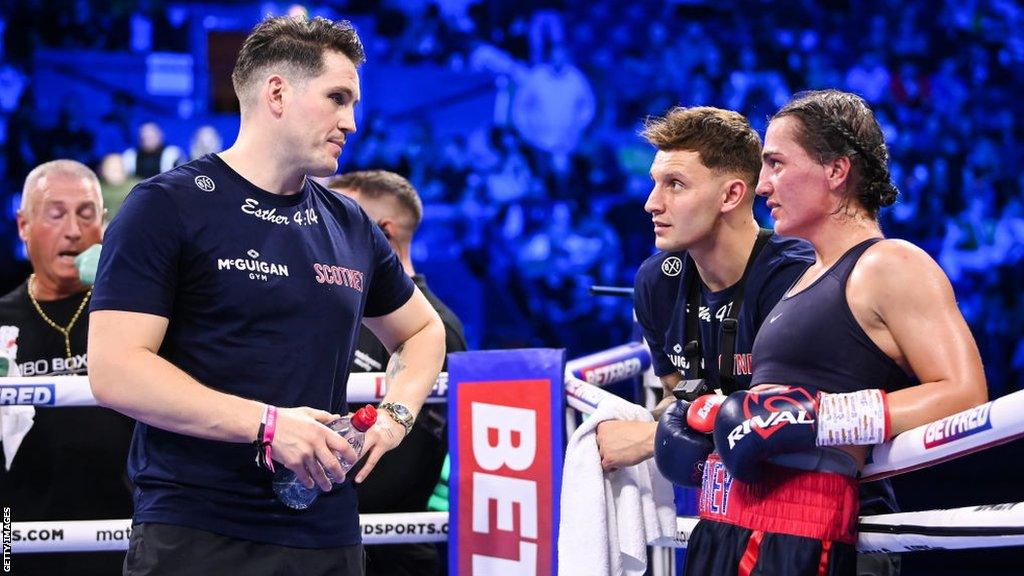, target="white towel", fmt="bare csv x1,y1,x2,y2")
1,404,35,471
558,396,677,576
0,350,33,470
